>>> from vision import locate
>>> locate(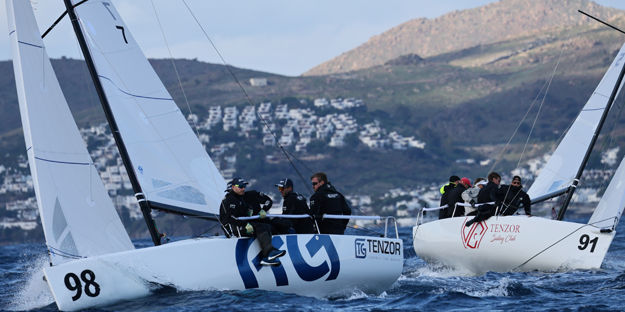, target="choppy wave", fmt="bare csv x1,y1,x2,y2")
2,223,625,311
